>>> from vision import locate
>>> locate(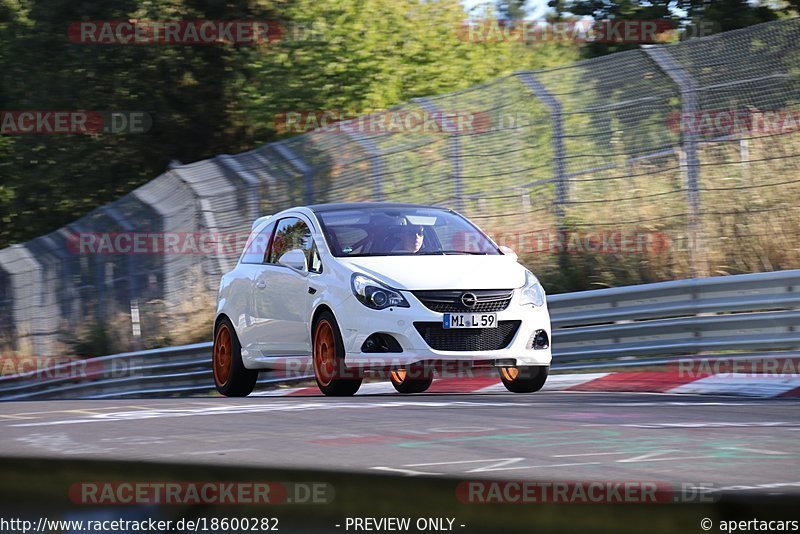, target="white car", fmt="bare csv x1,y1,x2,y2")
212,203,551,396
